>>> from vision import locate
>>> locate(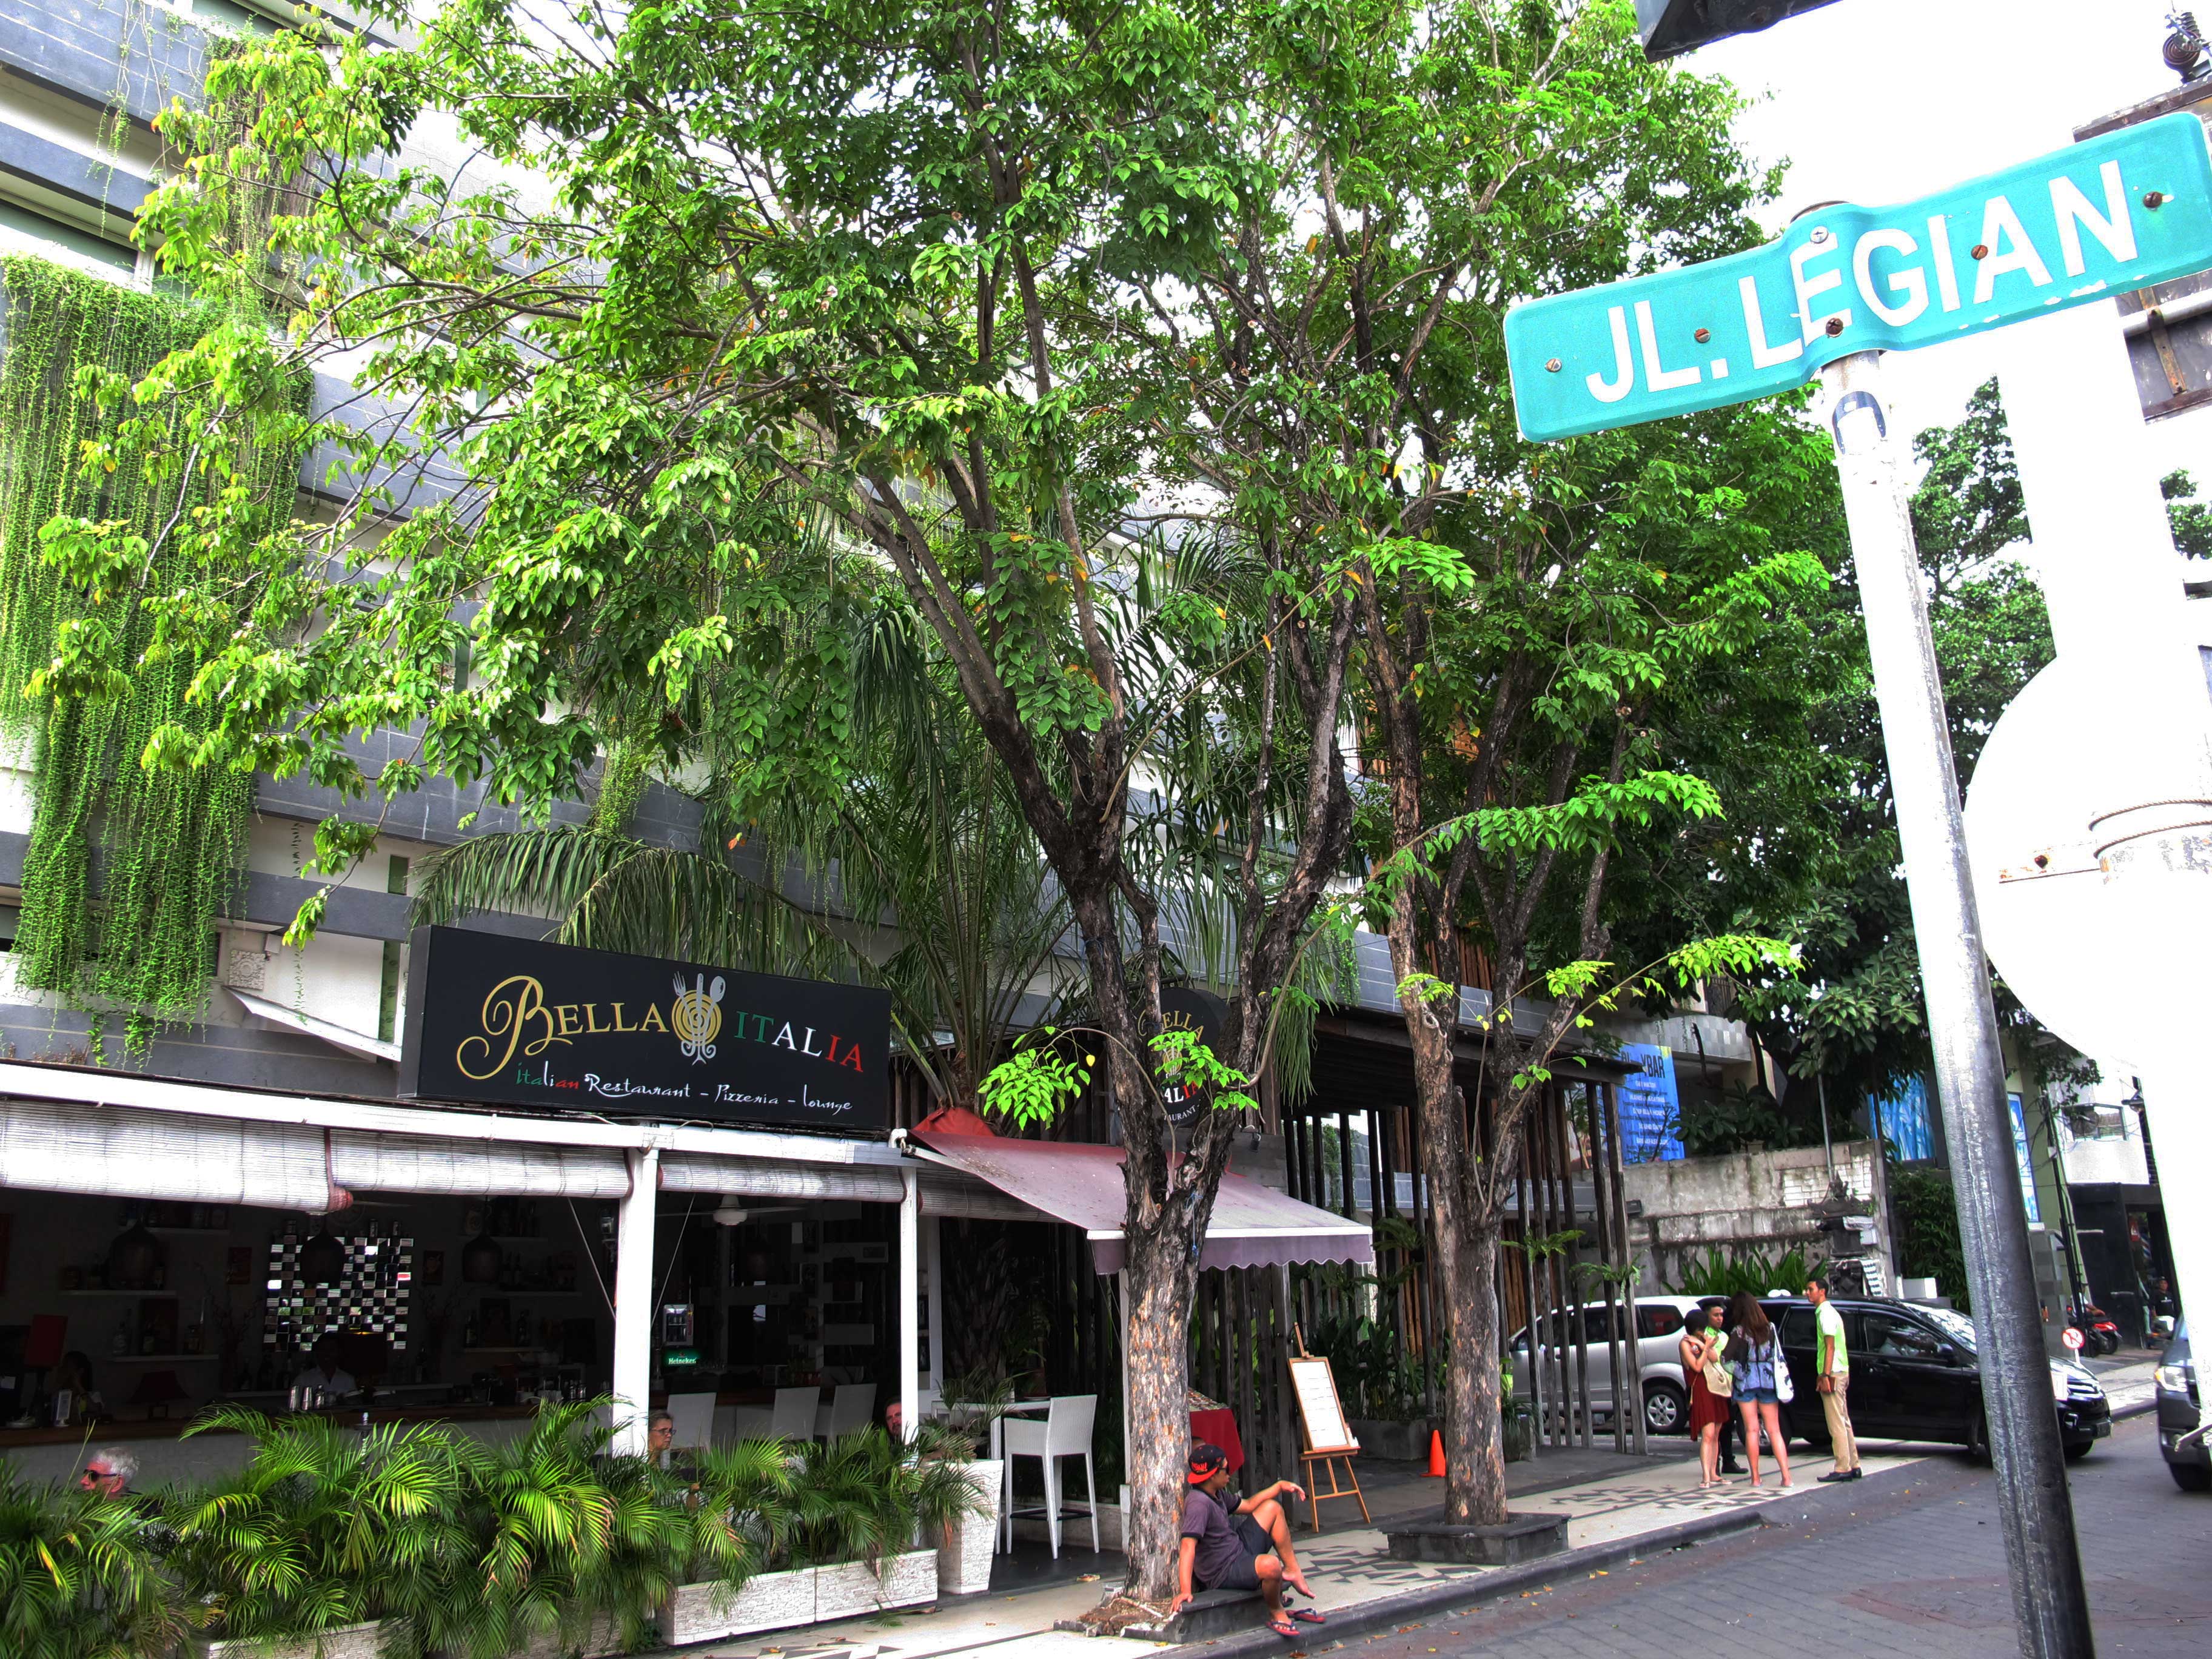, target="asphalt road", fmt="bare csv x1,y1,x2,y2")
1305,1416,2208,1659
